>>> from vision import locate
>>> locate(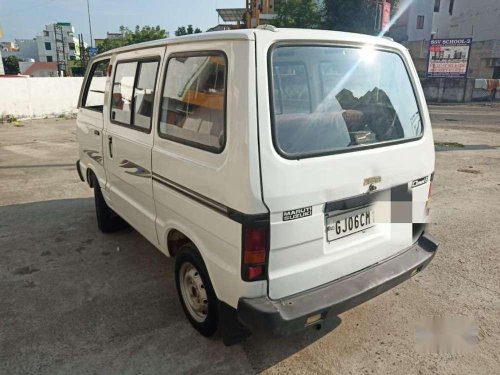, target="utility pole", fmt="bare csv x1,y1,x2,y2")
54,24,68,76
54,24,61,74
87,0,94,48
79,33,87,73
